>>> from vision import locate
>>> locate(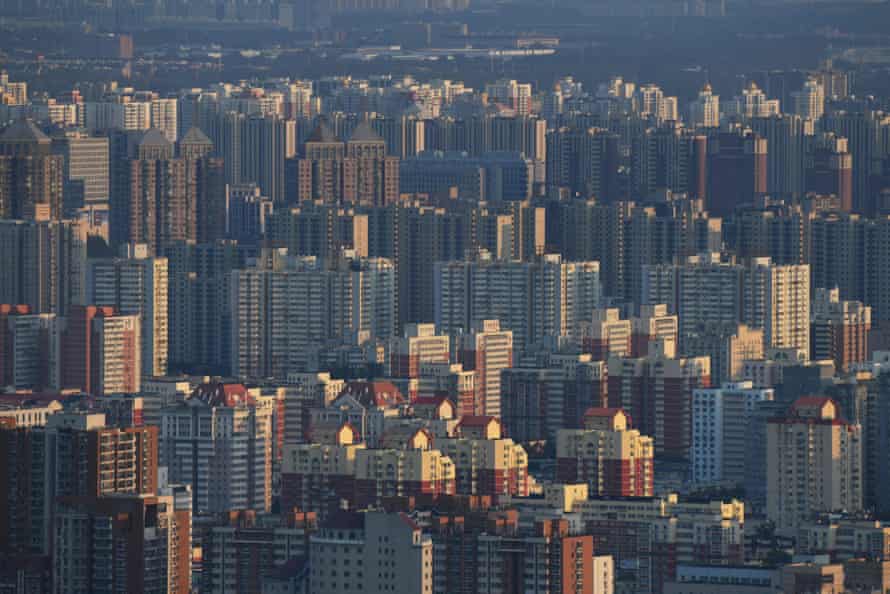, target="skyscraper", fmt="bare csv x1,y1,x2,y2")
706,128,768,216
61,305,141,395
229,250,396,378
111,128,225,254
546,126,619,201
435,253,602,348
0,120,64,219
805,133,853,212
160,382,274,514
51,131,110,213
85,245,169,378
792,78,825,122
458,319,513,417
767,397,862,533
0,218,85,315
295,120,399,205
687,83,721,129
